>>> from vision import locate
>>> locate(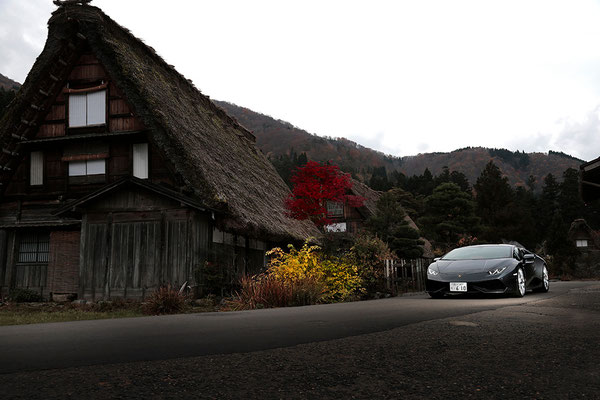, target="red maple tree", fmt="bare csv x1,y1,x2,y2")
285,161,365,228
